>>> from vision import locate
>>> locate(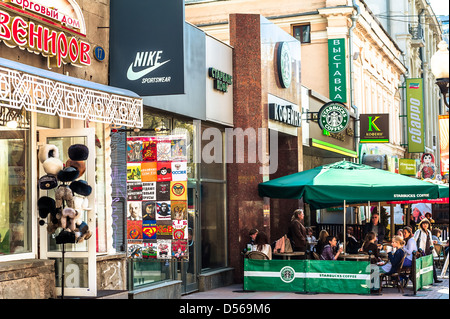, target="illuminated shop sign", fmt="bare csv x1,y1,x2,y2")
208,67,232,93
318,101,349,133
0,0,90,68
359,113,390,143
